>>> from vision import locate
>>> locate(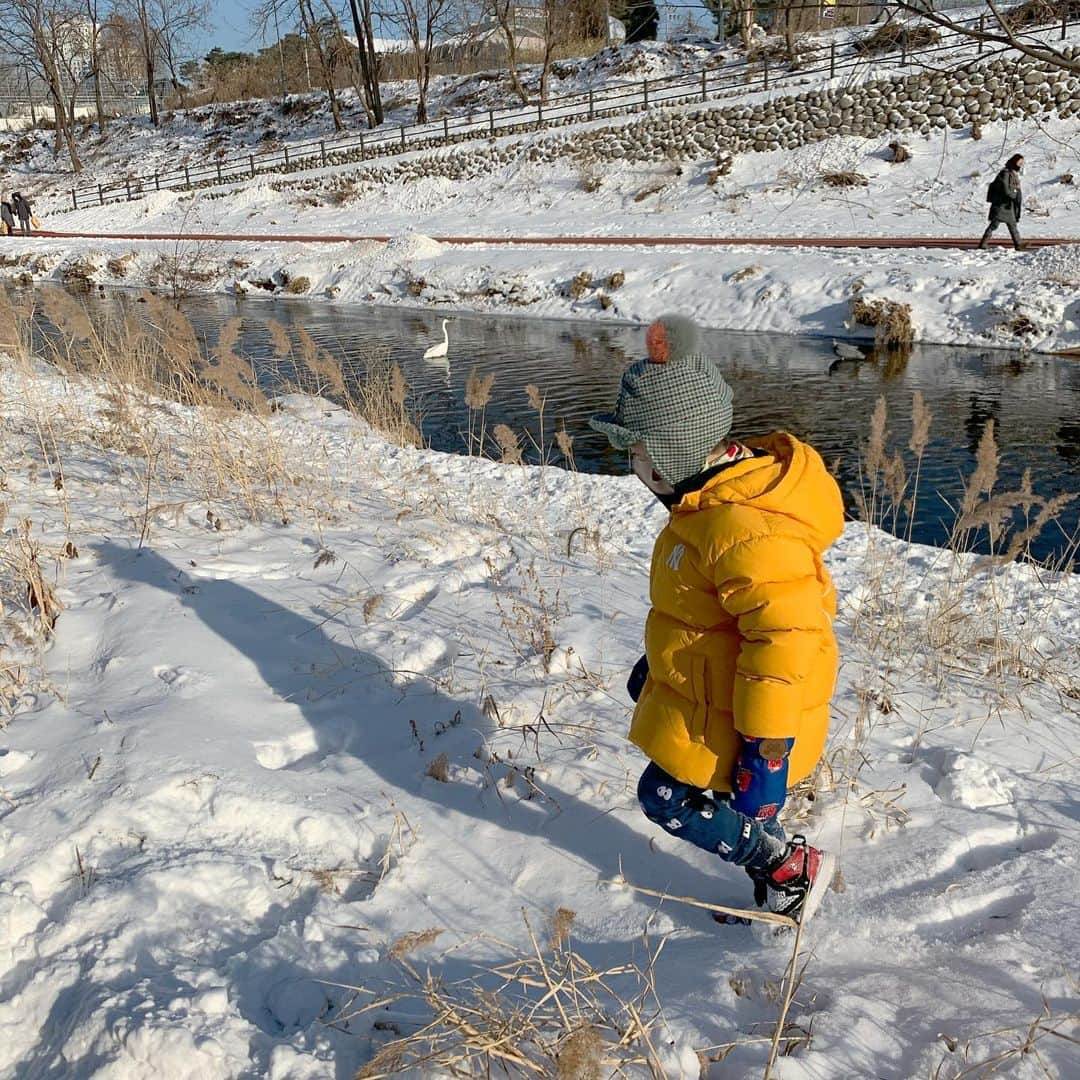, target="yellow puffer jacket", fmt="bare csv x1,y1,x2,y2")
632,432,844,792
